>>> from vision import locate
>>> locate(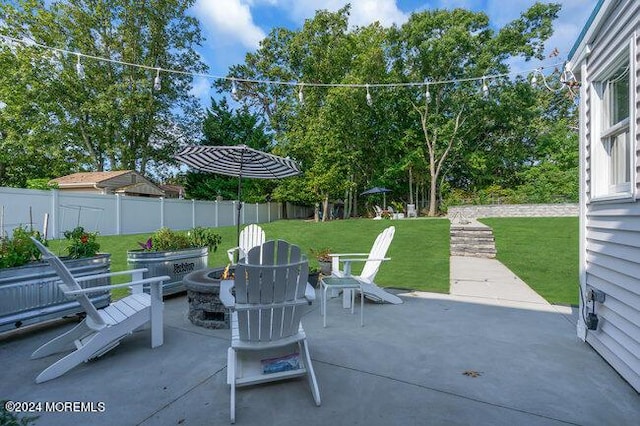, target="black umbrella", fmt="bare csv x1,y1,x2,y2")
175,144,301,245
360,187,392,209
